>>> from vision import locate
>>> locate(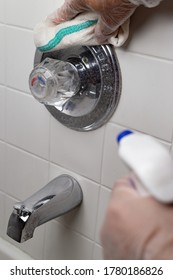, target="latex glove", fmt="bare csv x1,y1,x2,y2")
48,0,137,43
101,177,173,259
